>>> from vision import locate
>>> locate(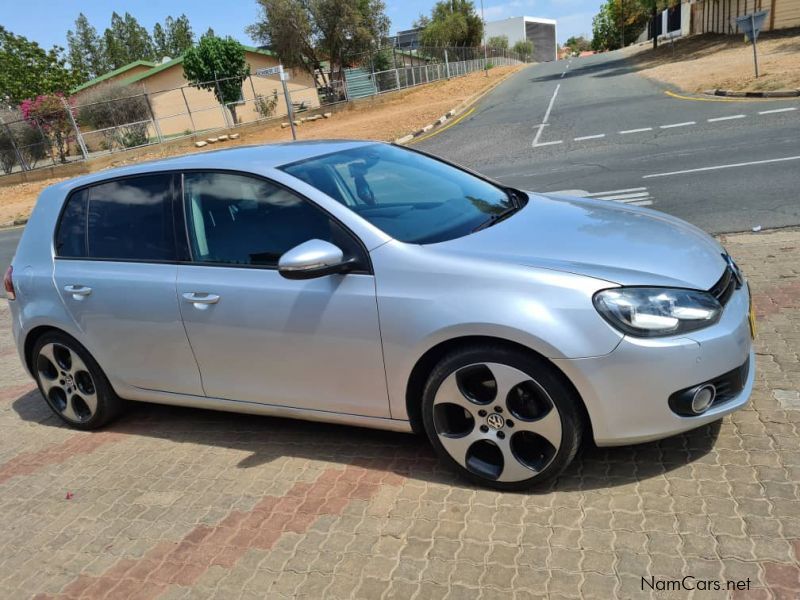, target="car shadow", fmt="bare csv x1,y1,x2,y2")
12,388,721,494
